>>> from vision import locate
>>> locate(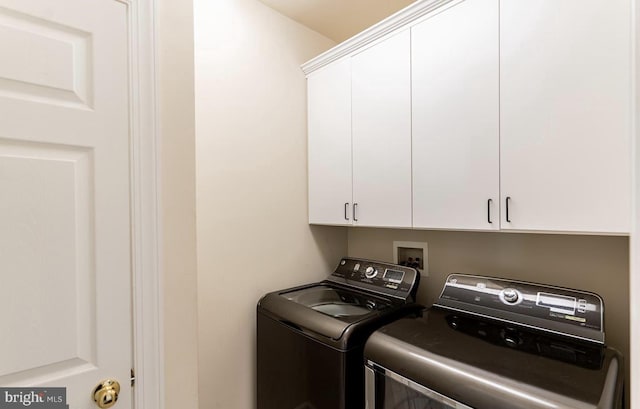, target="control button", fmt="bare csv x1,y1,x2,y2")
364,266,378,279
354,263,360,271
502,328,521,348
504,336,520,348
340,260,346,266
578,299,587,313
502,288,520,304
